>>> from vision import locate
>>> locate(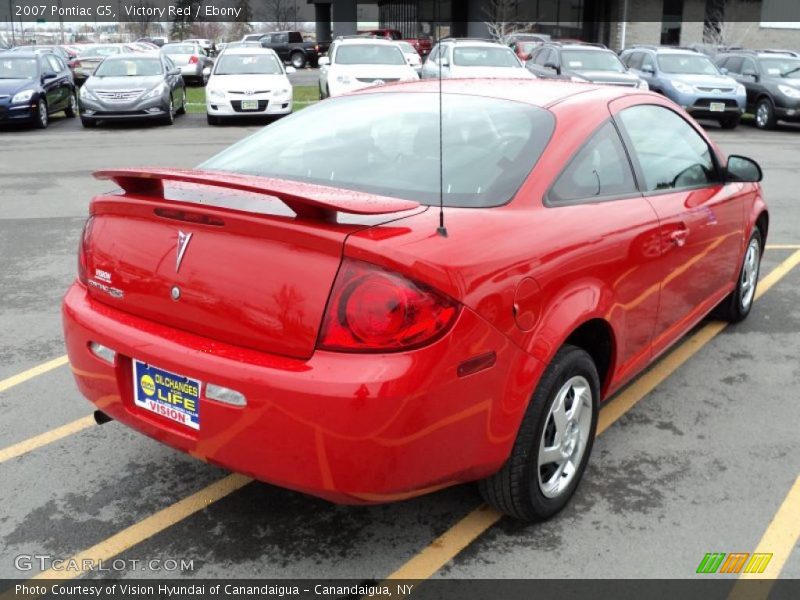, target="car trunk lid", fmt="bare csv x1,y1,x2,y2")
84,168,421,360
